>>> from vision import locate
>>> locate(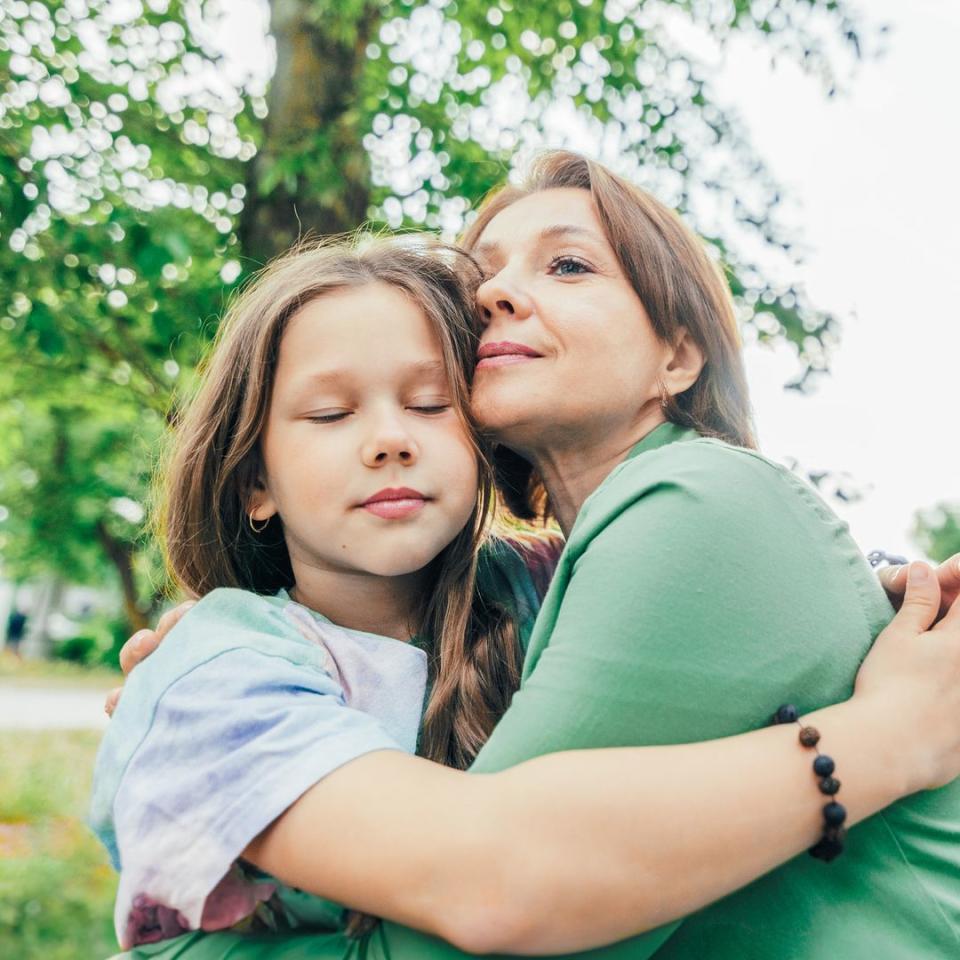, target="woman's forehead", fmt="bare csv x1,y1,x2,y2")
472,188,607,258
